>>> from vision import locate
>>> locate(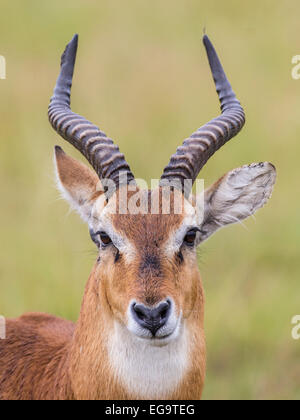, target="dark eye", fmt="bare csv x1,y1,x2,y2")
183,229,197,246
99,232,112,247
